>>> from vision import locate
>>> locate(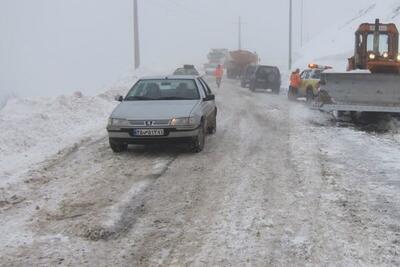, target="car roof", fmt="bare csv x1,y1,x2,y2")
304,68,323,71
256,65,279,69
140,75,200,80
